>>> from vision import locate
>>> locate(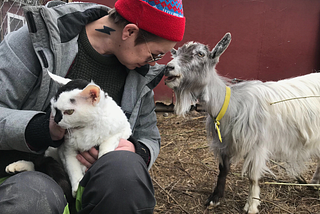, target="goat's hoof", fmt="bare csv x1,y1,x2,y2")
209,201,220,207
244,202,259,214
205,194,221,207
